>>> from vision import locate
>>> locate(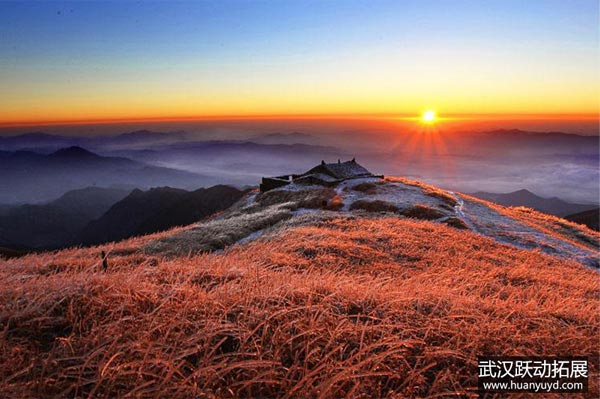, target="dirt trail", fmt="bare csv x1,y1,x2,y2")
449,192,598,268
